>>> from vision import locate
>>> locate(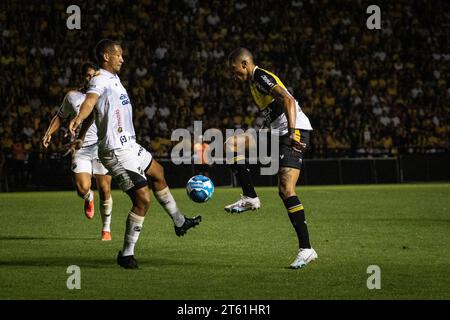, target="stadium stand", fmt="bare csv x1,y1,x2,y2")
0,0,448,189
